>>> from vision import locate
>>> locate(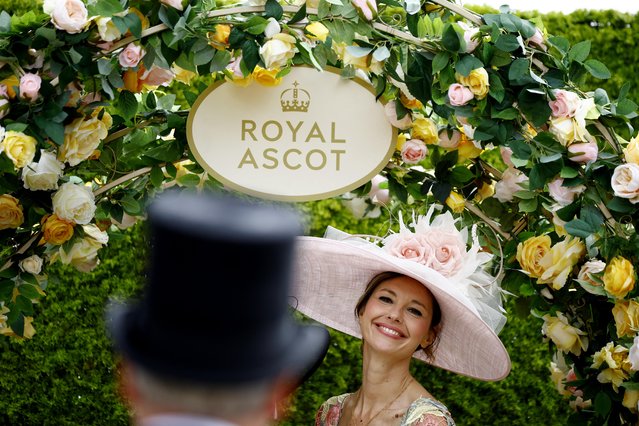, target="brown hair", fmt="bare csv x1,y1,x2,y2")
355,272,442,360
